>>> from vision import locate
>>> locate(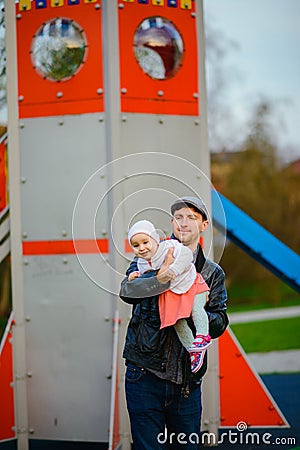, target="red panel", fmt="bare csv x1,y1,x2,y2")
219,329,288,427
118,2,199,115
22,239,109,255
0,317,15,441
16,2,104,118
0,141,7,212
